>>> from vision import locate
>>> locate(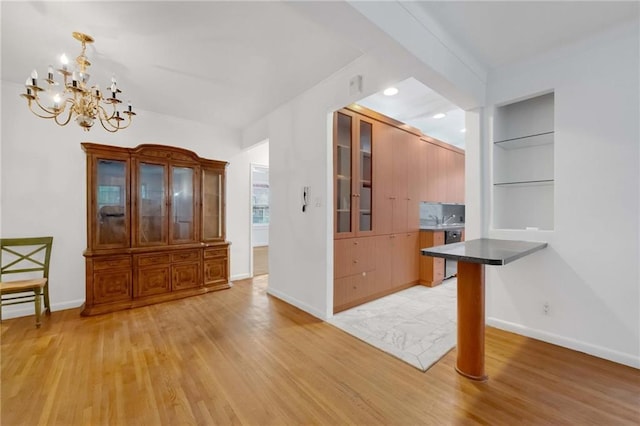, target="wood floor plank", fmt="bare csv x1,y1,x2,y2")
2,275,639,425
